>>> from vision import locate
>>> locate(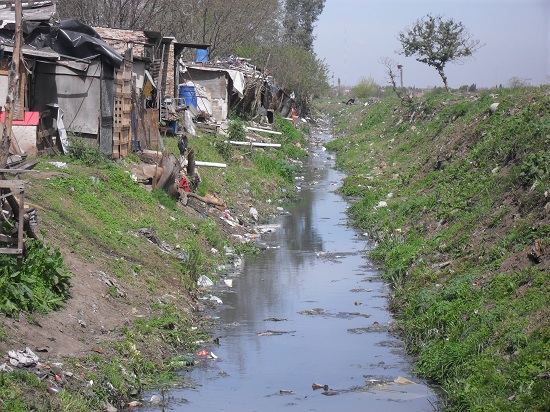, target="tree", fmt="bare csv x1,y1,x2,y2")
282,0,325,51
508,76,530,89
397,14,482,91
267,45,329,112
352,76,379,99
380,57,412,104
58,0,173,31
